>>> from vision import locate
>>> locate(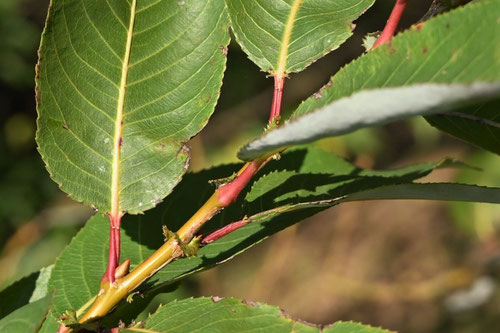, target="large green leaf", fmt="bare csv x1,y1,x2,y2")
291,0,500,118
47,147,500,321
238,83,500,160
0,295,52,332
238,0,500,158
36,0,230,214
225,0,374,74
120,297,392,333
425,100,500,155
